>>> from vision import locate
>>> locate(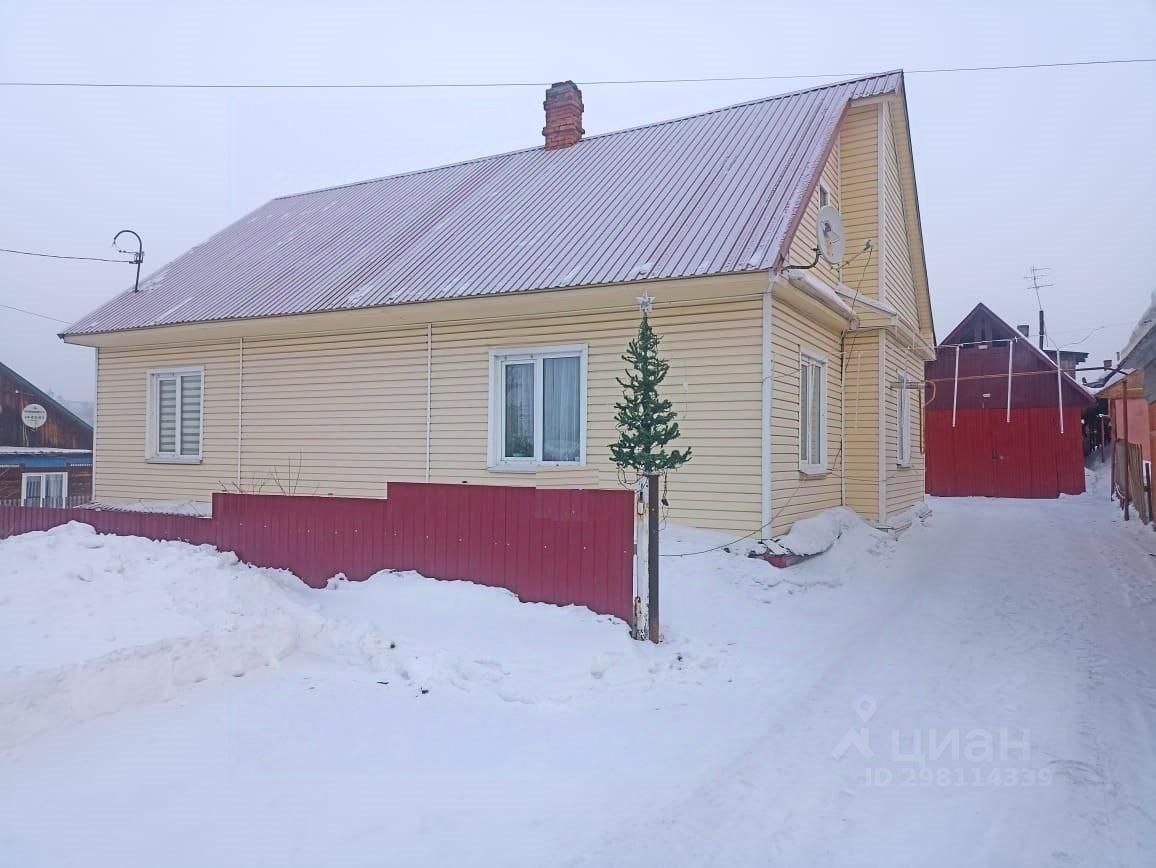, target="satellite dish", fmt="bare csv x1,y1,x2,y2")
815,205,846,266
